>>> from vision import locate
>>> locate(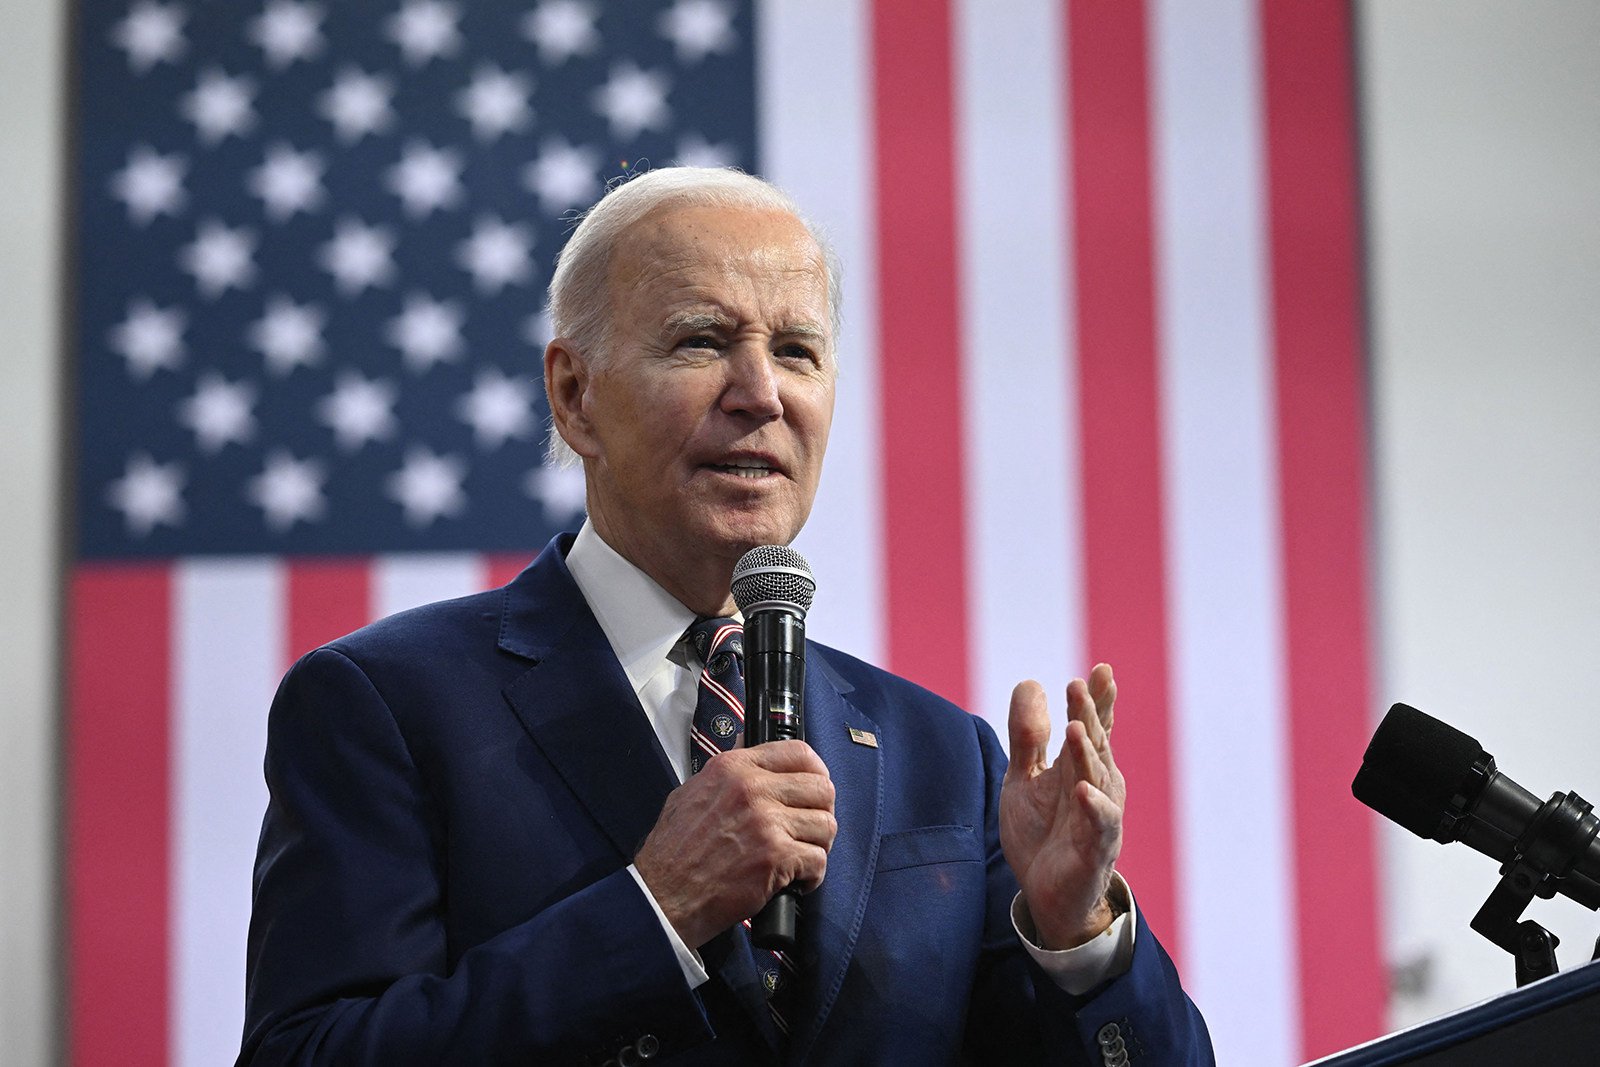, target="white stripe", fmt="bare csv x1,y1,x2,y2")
373,553,487,619
171,559,280,1067
759,0,883,663
1150,0,1299,1062
955,0,1084,739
